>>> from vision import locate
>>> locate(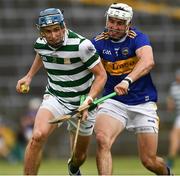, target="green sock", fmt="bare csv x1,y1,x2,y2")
167,156,174,168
